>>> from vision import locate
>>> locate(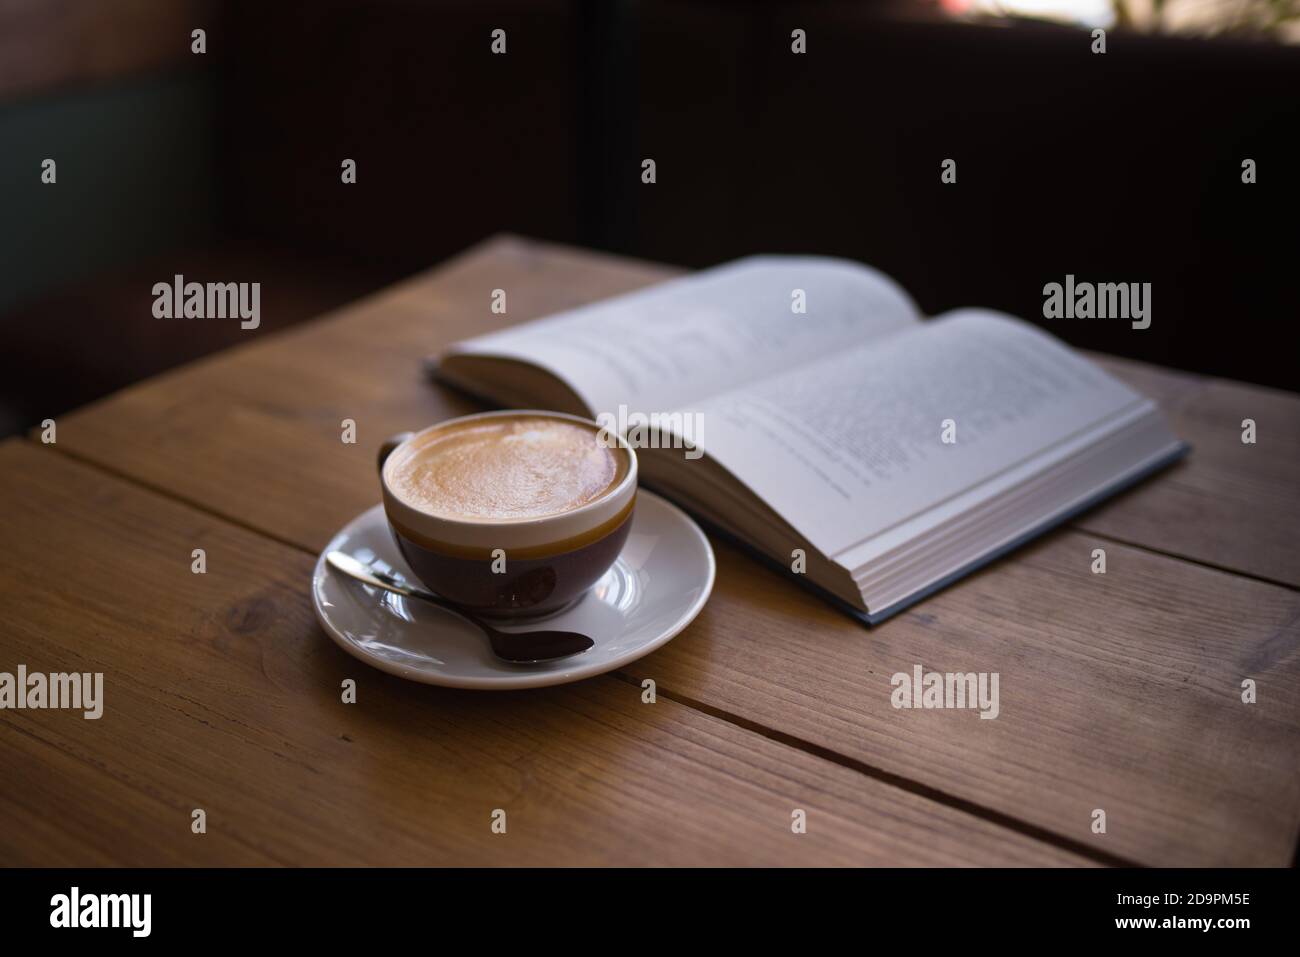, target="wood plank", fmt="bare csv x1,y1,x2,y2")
622,532,1300,867
1080,357,1300,588
55,235,1298,585
46,235,1300,863
0,441,1082,866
